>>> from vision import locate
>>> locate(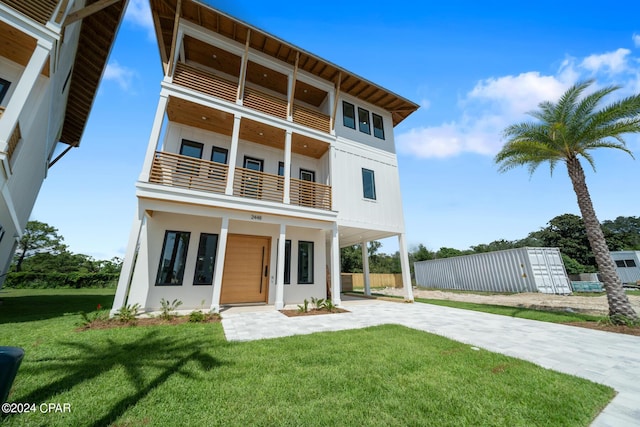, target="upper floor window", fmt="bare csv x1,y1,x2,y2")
211,146,228,164
342,101,356,129
358,107,370,134
362,168,376,200
0,78,10,104
180,140,203,159
156,231,190,286
372,113,385,140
